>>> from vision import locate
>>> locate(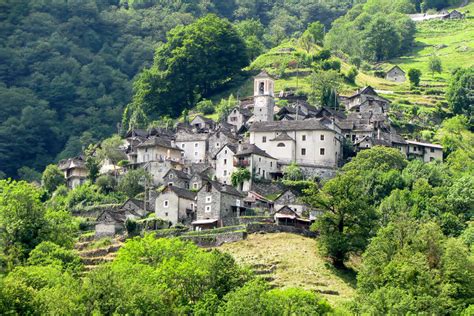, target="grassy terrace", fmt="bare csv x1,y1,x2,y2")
220,233,356,308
